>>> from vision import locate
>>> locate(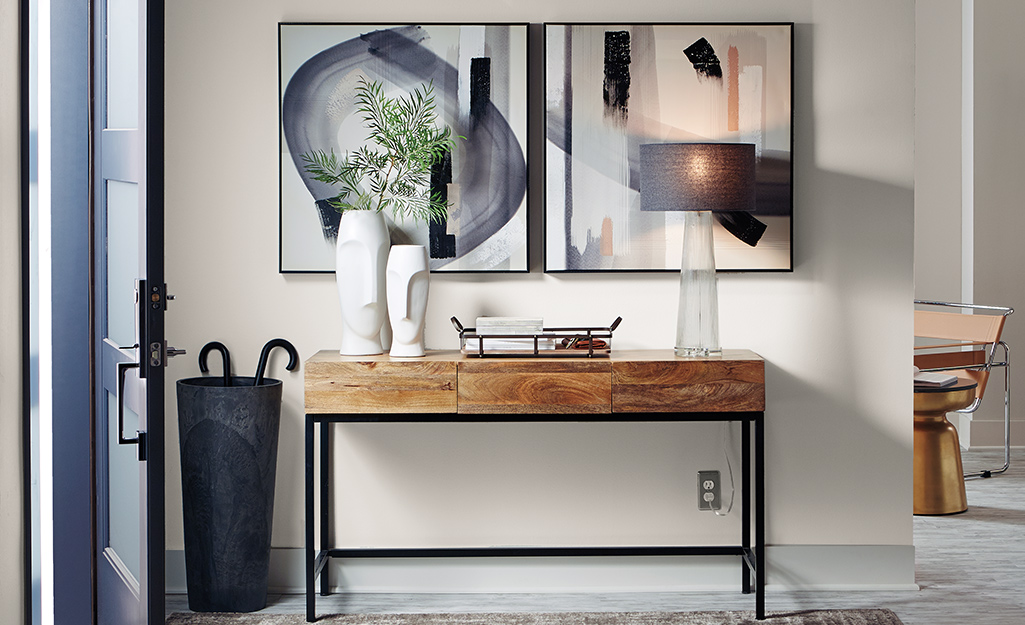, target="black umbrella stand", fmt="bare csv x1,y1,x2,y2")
176,375,283,612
